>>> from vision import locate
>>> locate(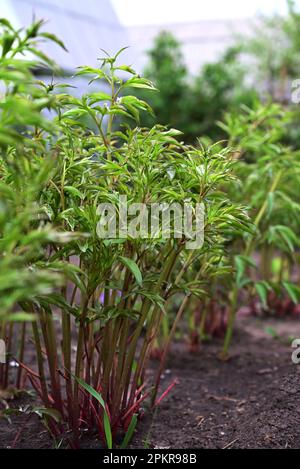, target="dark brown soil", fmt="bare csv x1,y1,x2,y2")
1,317,300,449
